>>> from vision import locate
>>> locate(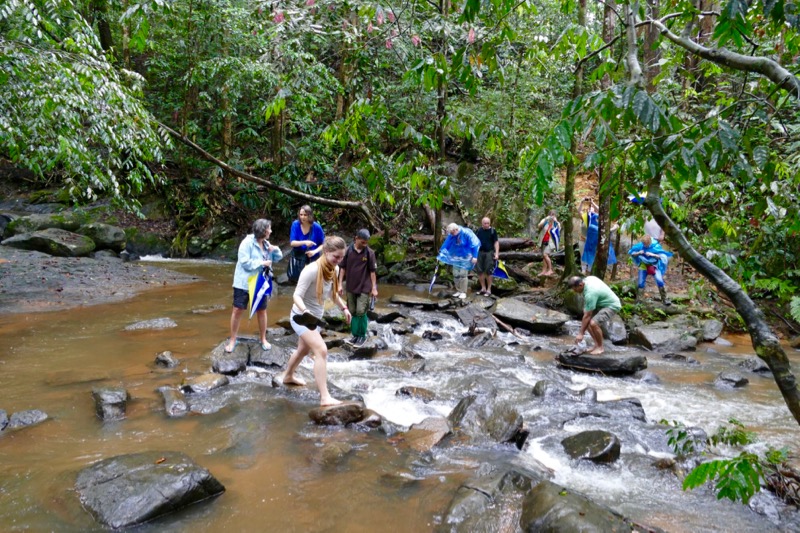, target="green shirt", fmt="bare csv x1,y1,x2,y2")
582,276,621,312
